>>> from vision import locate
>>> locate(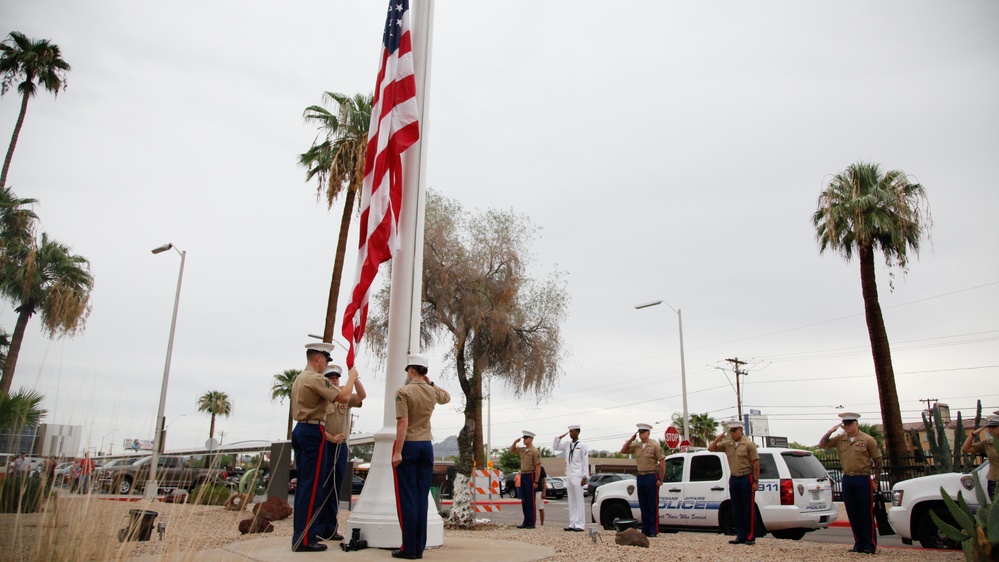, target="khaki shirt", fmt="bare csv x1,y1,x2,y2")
627,440,665,473
827,431,881,475
395,381,451,441
291,366,340,422
325,384,361,437
517,446,541,473
968,439,999,482
718,439,759,476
